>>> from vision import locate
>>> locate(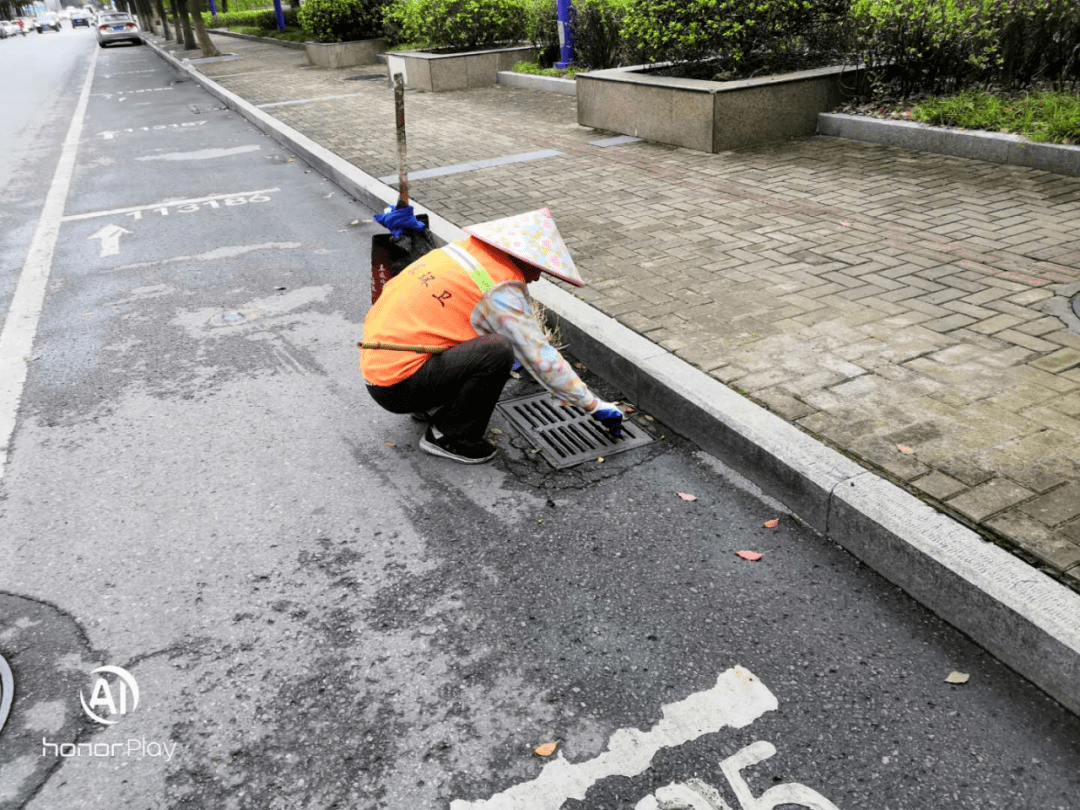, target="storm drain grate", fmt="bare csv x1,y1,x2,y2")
344,74,387,82
496,393,654,469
